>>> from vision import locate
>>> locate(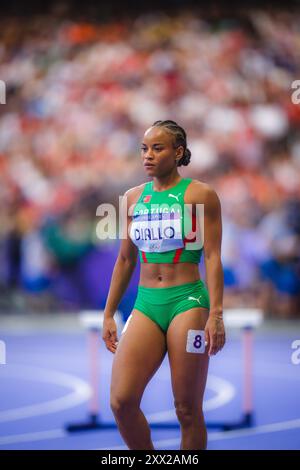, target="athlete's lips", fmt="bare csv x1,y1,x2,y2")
144,163,155,168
